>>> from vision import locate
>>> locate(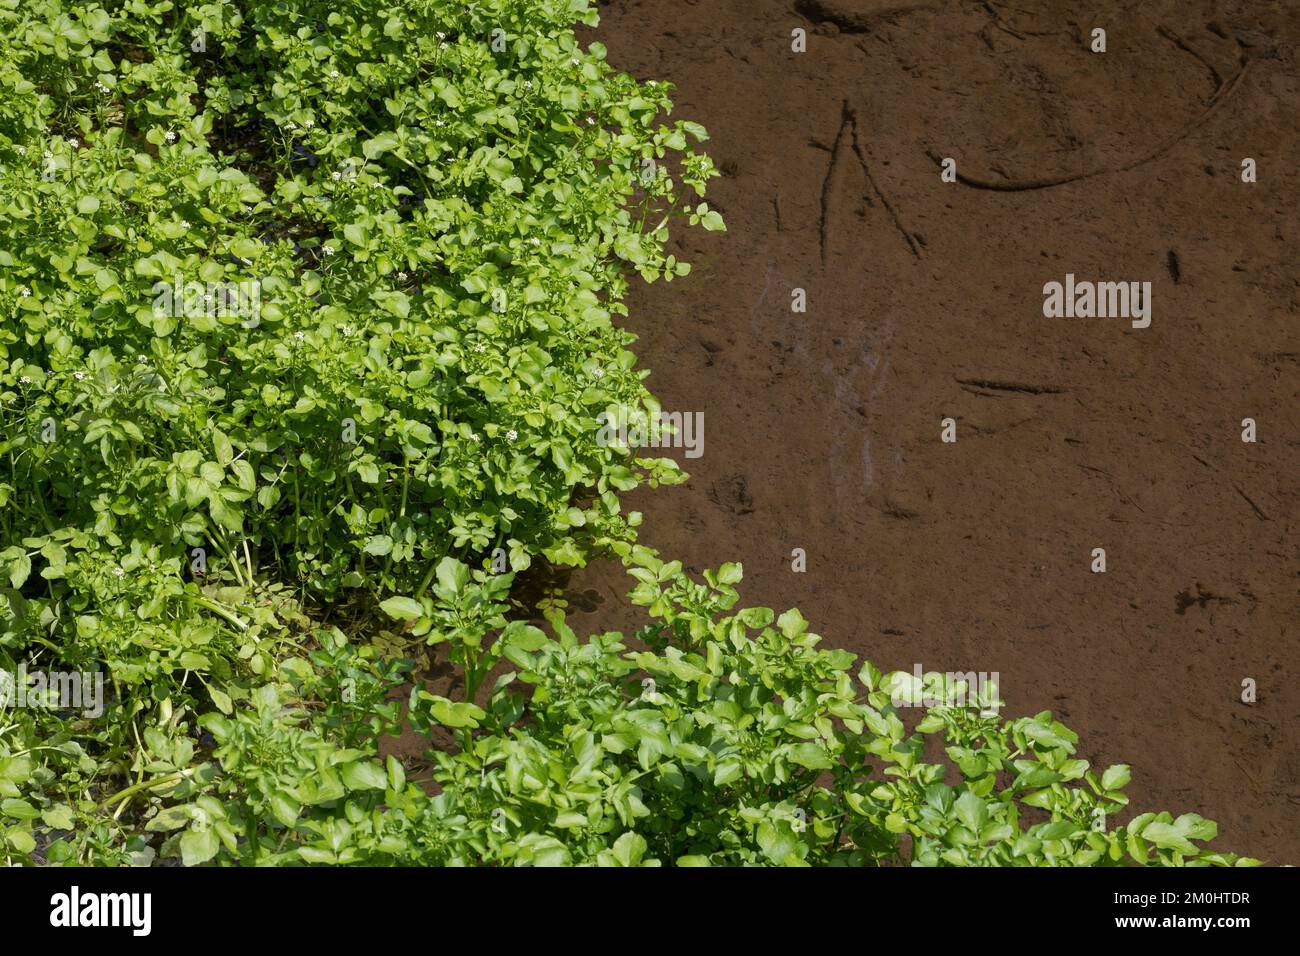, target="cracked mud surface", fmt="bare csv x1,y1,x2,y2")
571,0,1299,860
